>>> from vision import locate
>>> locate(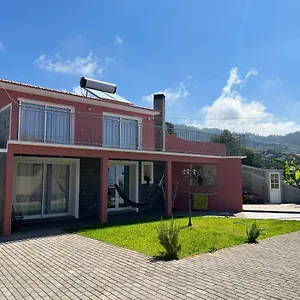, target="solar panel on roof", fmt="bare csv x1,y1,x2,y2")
86,88,132,104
